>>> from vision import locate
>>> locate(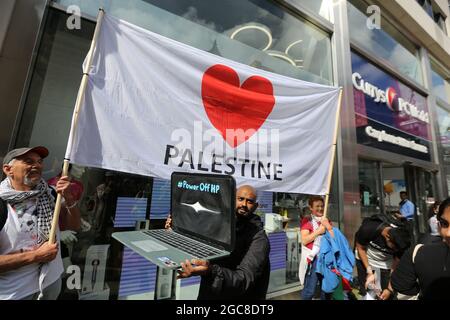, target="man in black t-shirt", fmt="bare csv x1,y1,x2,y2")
354,215,411,299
